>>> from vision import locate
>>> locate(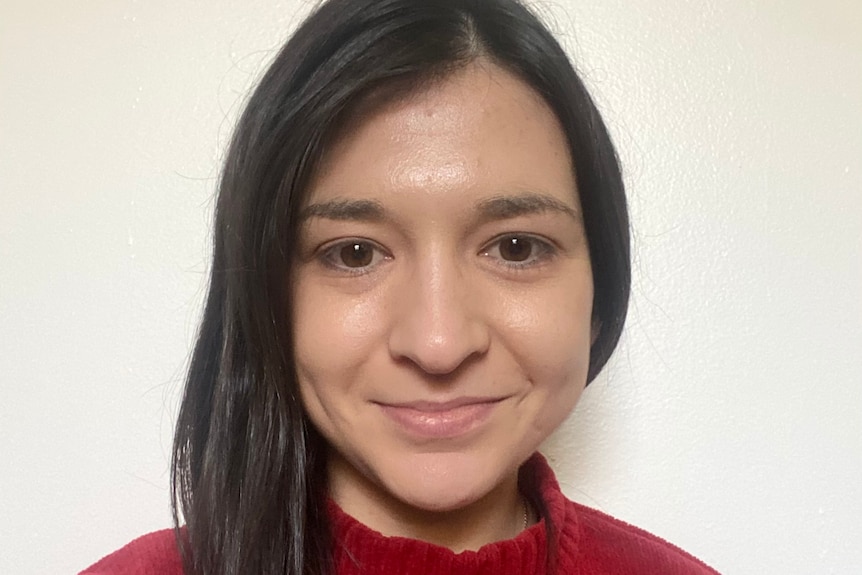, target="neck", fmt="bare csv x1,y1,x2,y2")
327,454,526,552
